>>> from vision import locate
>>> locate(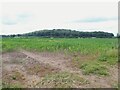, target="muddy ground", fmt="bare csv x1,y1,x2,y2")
2,50,118,88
